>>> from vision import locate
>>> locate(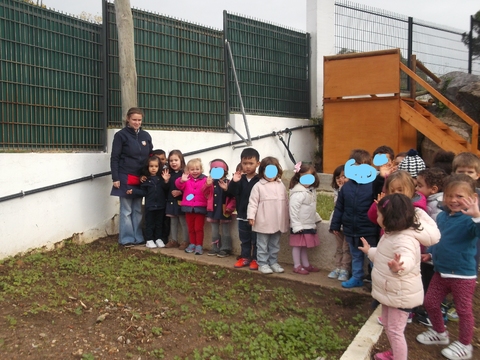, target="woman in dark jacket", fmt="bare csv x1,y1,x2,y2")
110,107,153,246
